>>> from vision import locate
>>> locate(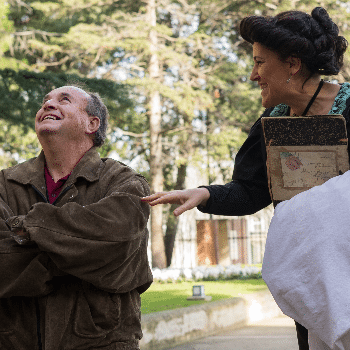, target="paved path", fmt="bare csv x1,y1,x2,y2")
165,315,299,350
